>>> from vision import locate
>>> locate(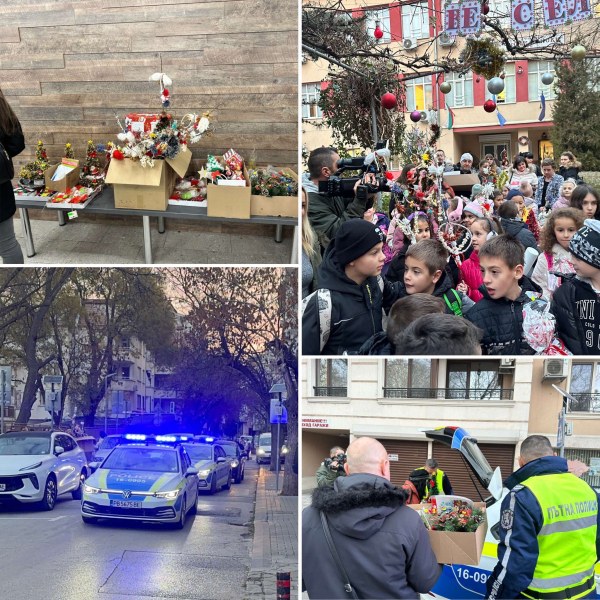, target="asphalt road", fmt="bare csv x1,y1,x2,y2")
0,461,258,600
